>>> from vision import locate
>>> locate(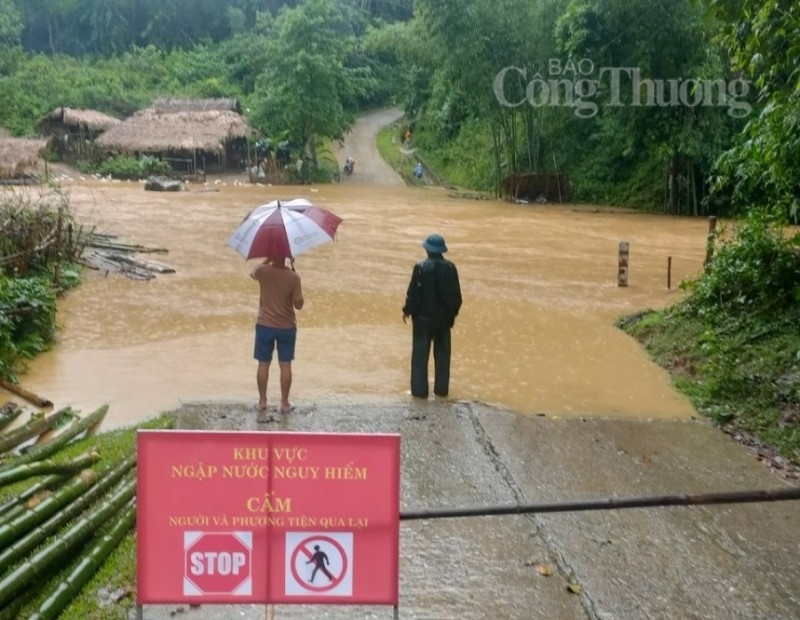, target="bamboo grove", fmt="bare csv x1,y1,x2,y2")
0,403,174,618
